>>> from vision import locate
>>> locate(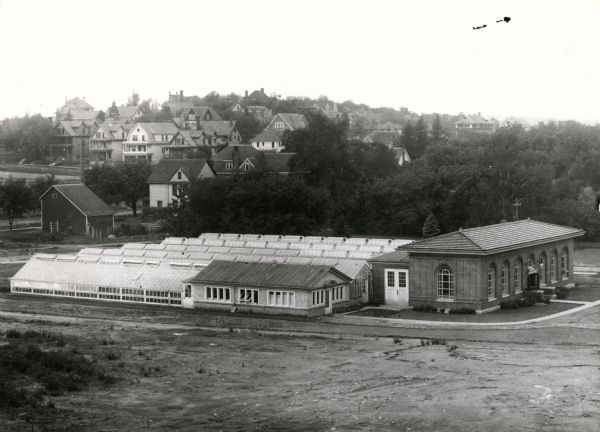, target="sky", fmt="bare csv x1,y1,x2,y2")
0,0,599,123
